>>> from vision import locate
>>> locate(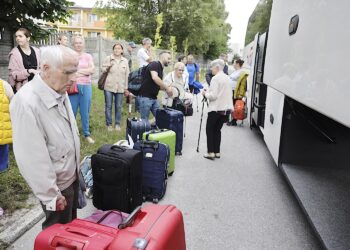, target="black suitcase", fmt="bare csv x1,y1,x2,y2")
126,117,151,143
133,140,170,203
91,145,143,213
